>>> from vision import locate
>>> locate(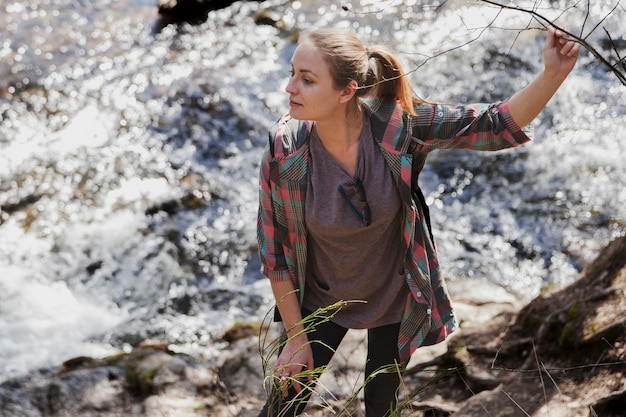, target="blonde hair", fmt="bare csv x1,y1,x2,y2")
299,28,426,115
